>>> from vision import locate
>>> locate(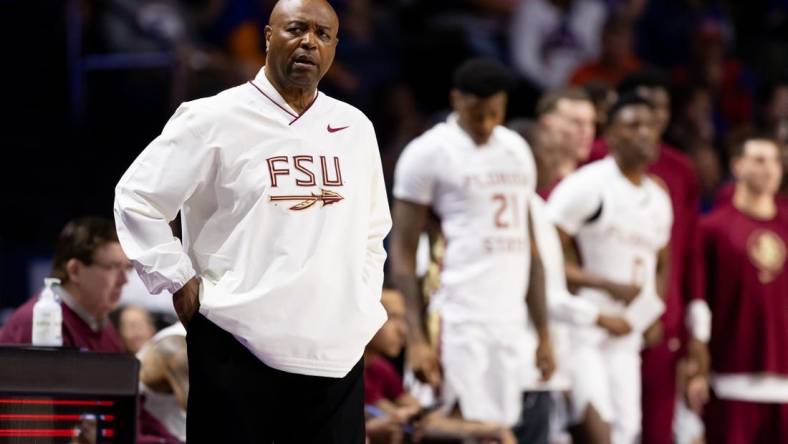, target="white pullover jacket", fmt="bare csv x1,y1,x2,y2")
115,69,391,377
